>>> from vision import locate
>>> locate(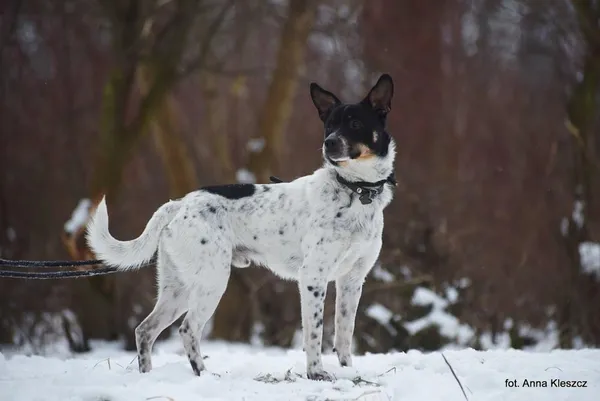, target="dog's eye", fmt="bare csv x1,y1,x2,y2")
349,120,363,130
